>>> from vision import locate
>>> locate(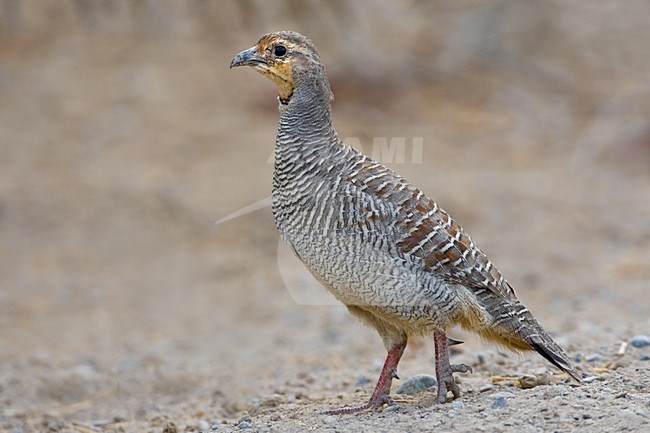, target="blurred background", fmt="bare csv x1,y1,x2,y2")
1,0,648,430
